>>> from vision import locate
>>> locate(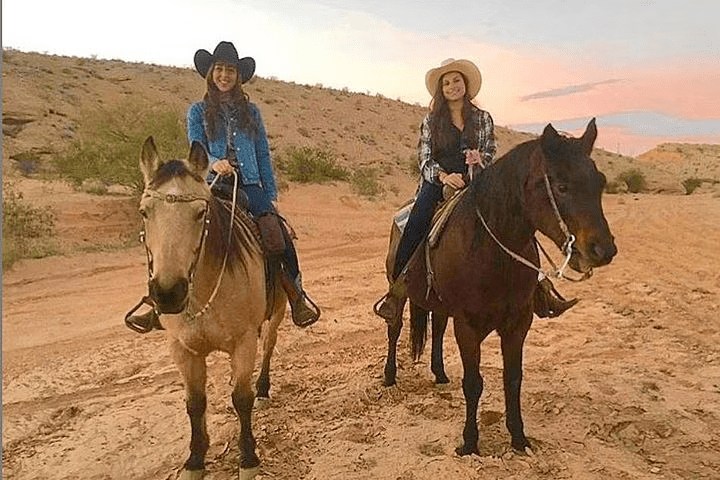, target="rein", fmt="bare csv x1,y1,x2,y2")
140,172,239,321
475,172,591,282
